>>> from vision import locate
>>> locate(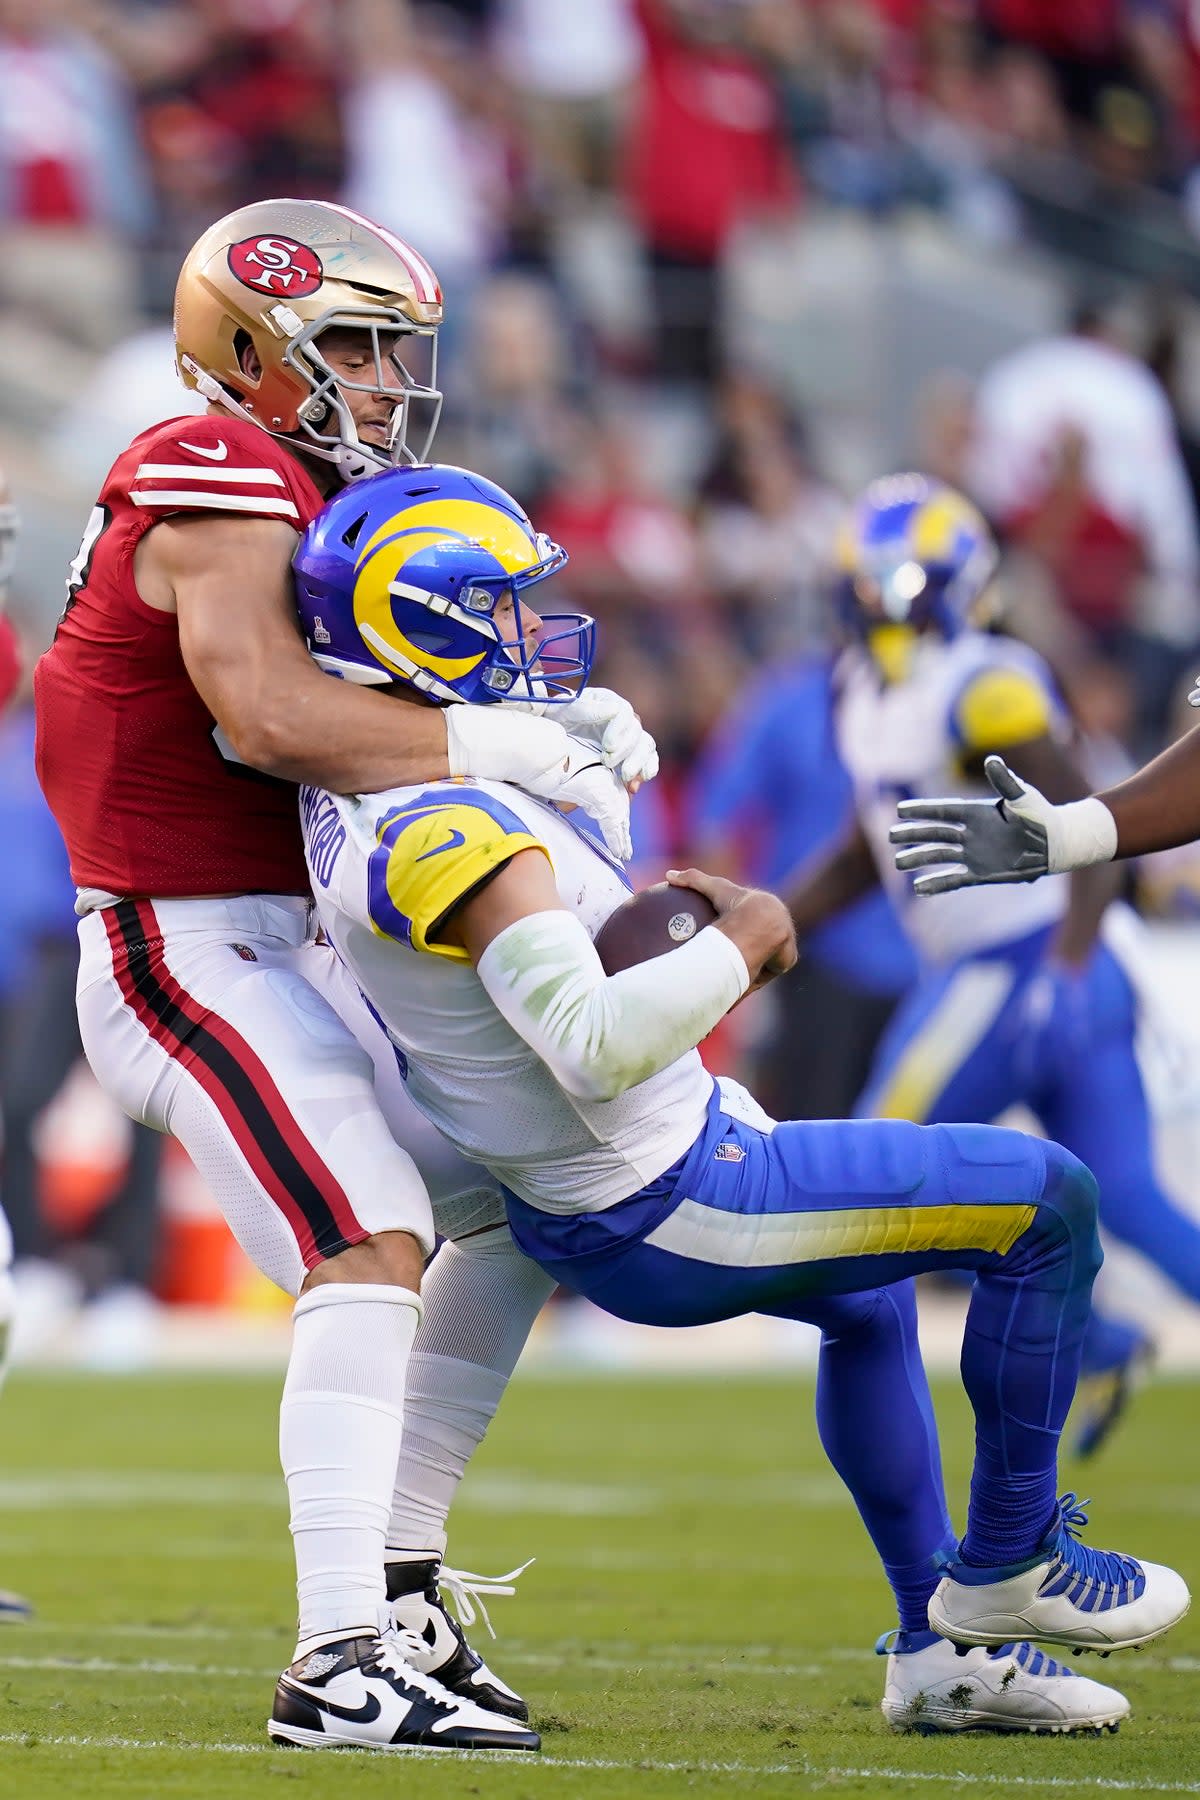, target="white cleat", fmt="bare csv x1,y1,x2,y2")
386,1556,531,1721
929,1494,1190,1654
268,1630,540,1752
880,1629,1130,1734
